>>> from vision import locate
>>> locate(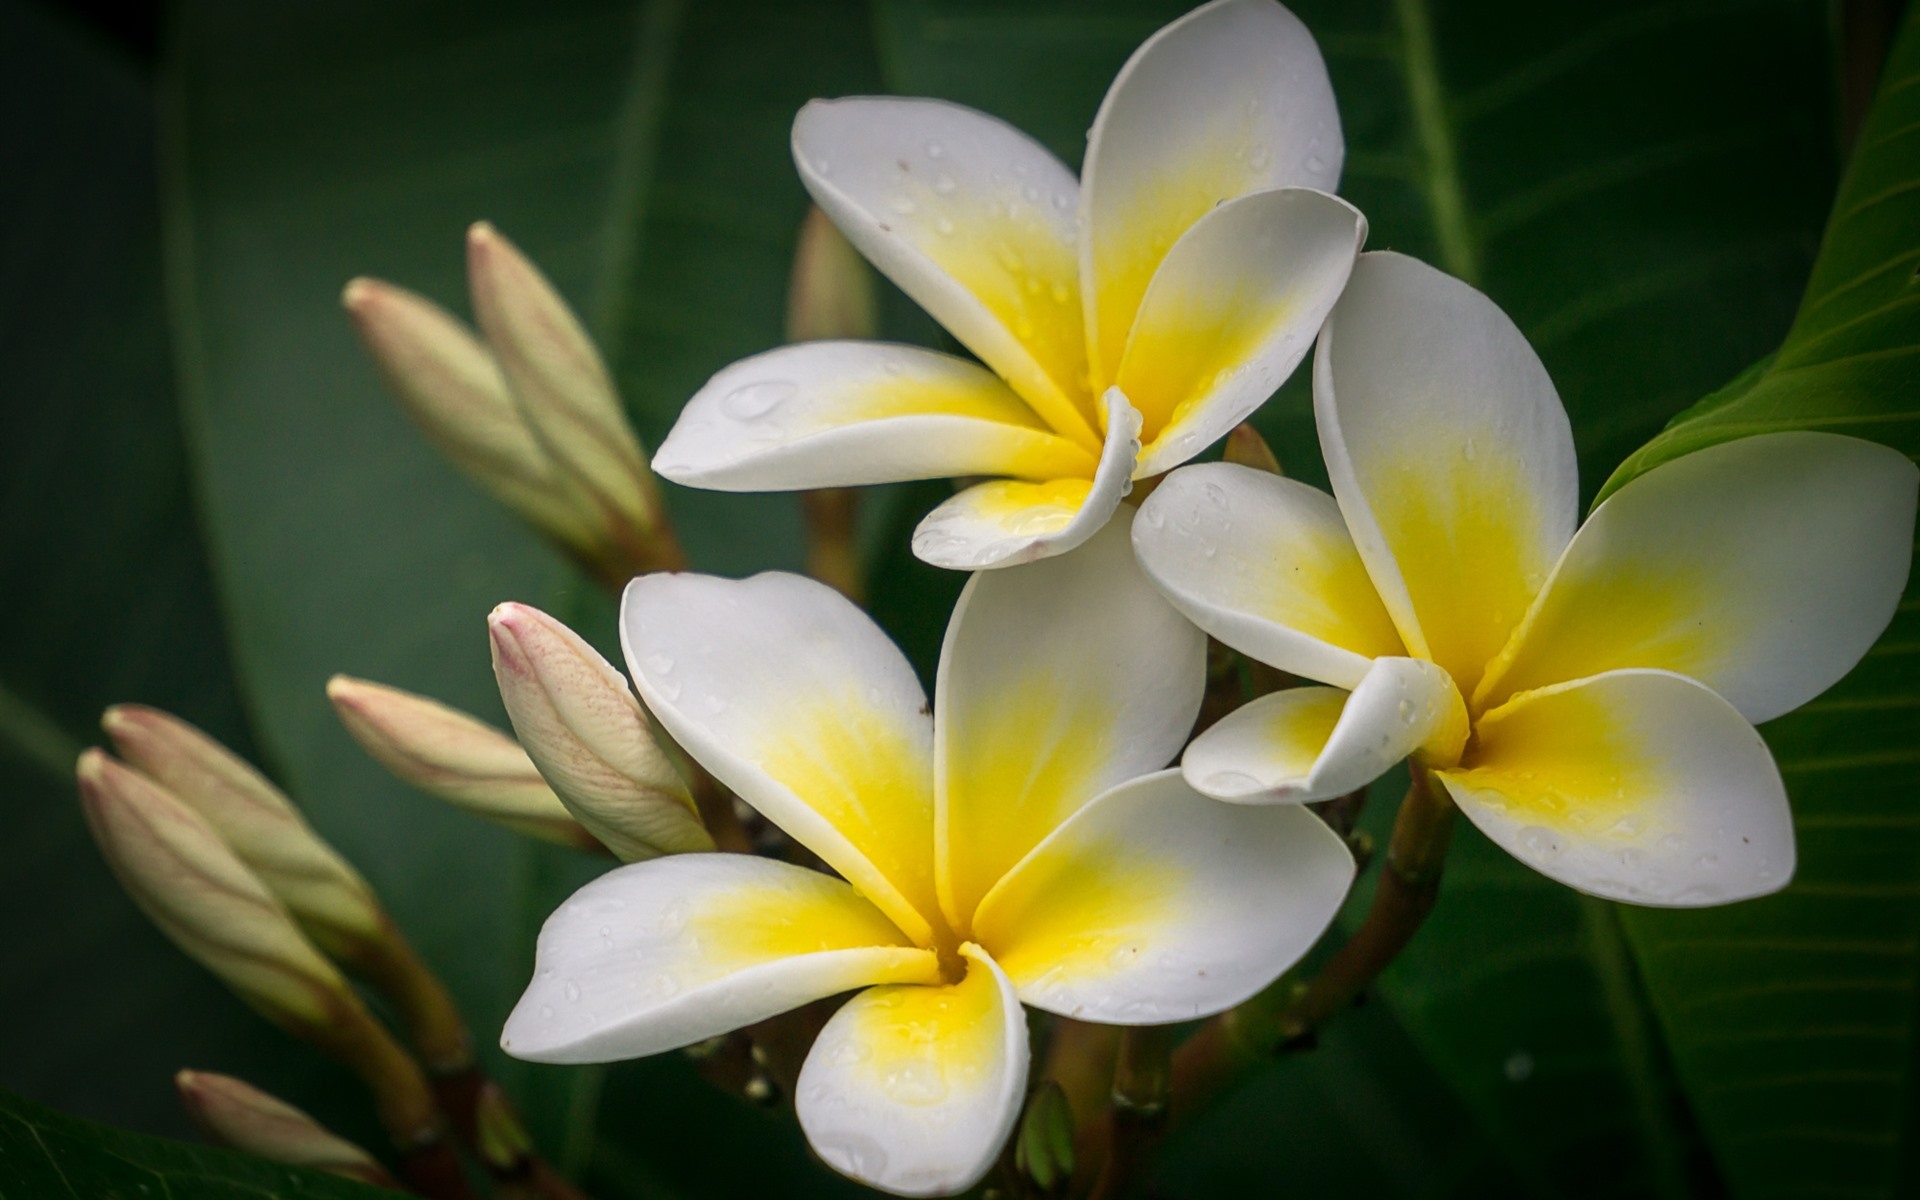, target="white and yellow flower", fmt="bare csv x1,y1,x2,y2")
1134,250,1918,907
653,0,1364,570
500,518,1354,1195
